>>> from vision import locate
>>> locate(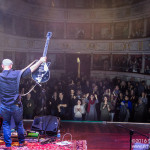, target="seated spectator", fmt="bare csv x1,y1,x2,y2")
85,93,99,121
100,95,111,121
74,99,85,121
